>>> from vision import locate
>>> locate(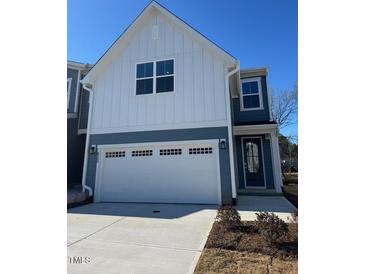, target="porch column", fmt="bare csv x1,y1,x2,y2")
270,130,283,193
